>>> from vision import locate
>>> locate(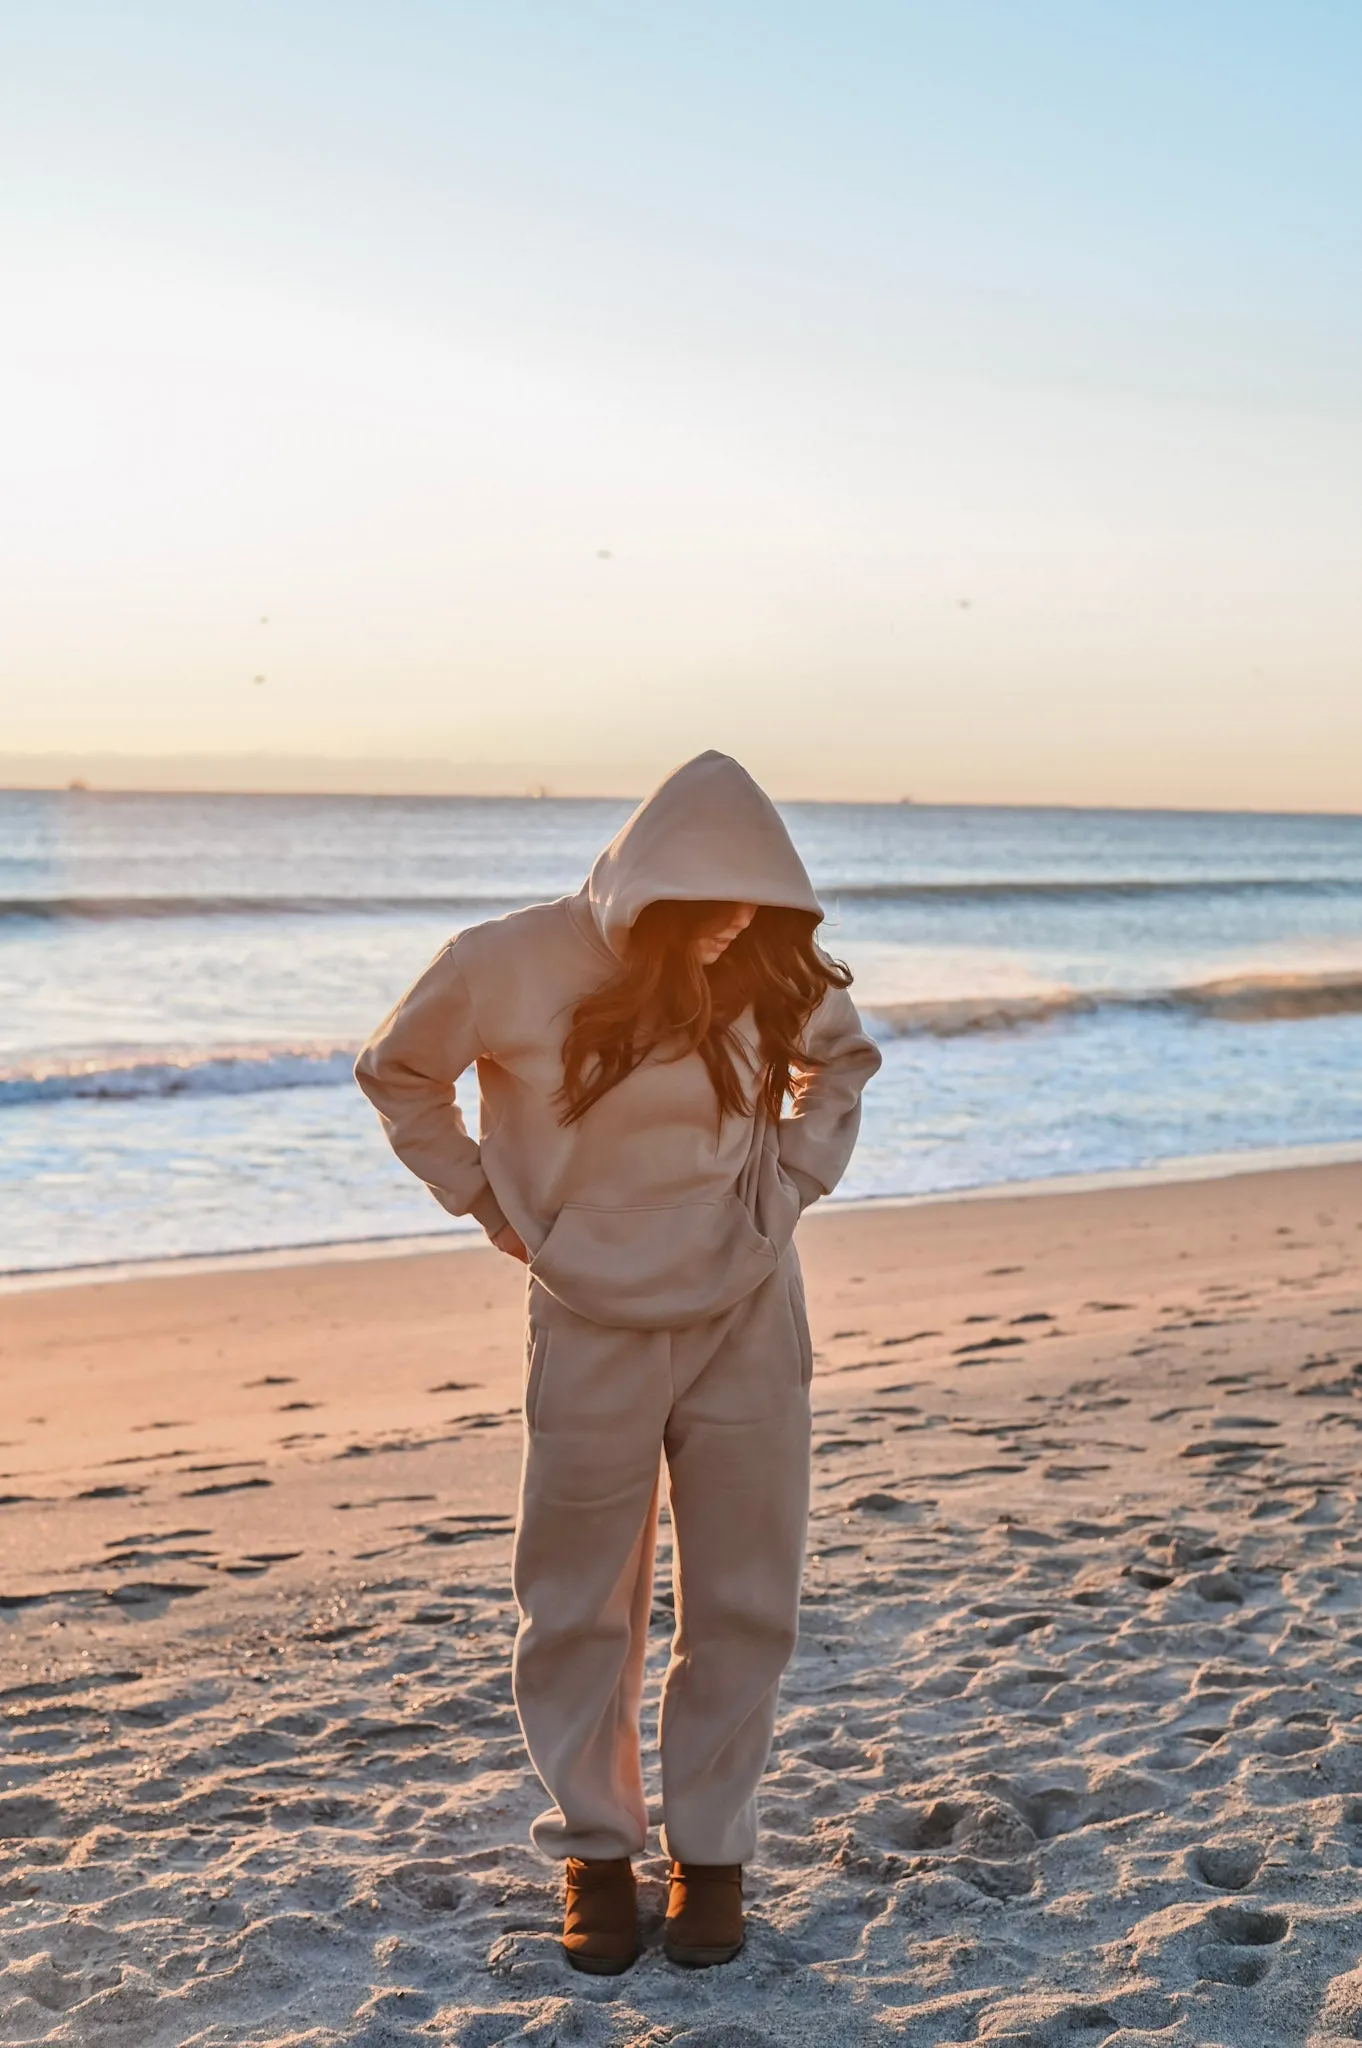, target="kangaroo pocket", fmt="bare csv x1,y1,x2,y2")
528,1194,778,1329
